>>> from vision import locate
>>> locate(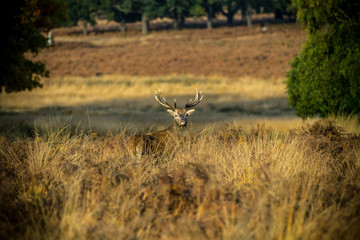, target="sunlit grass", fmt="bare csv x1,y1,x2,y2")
327,114,360,135
0,75,286,110
1,119,359,239
2,74,359,137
